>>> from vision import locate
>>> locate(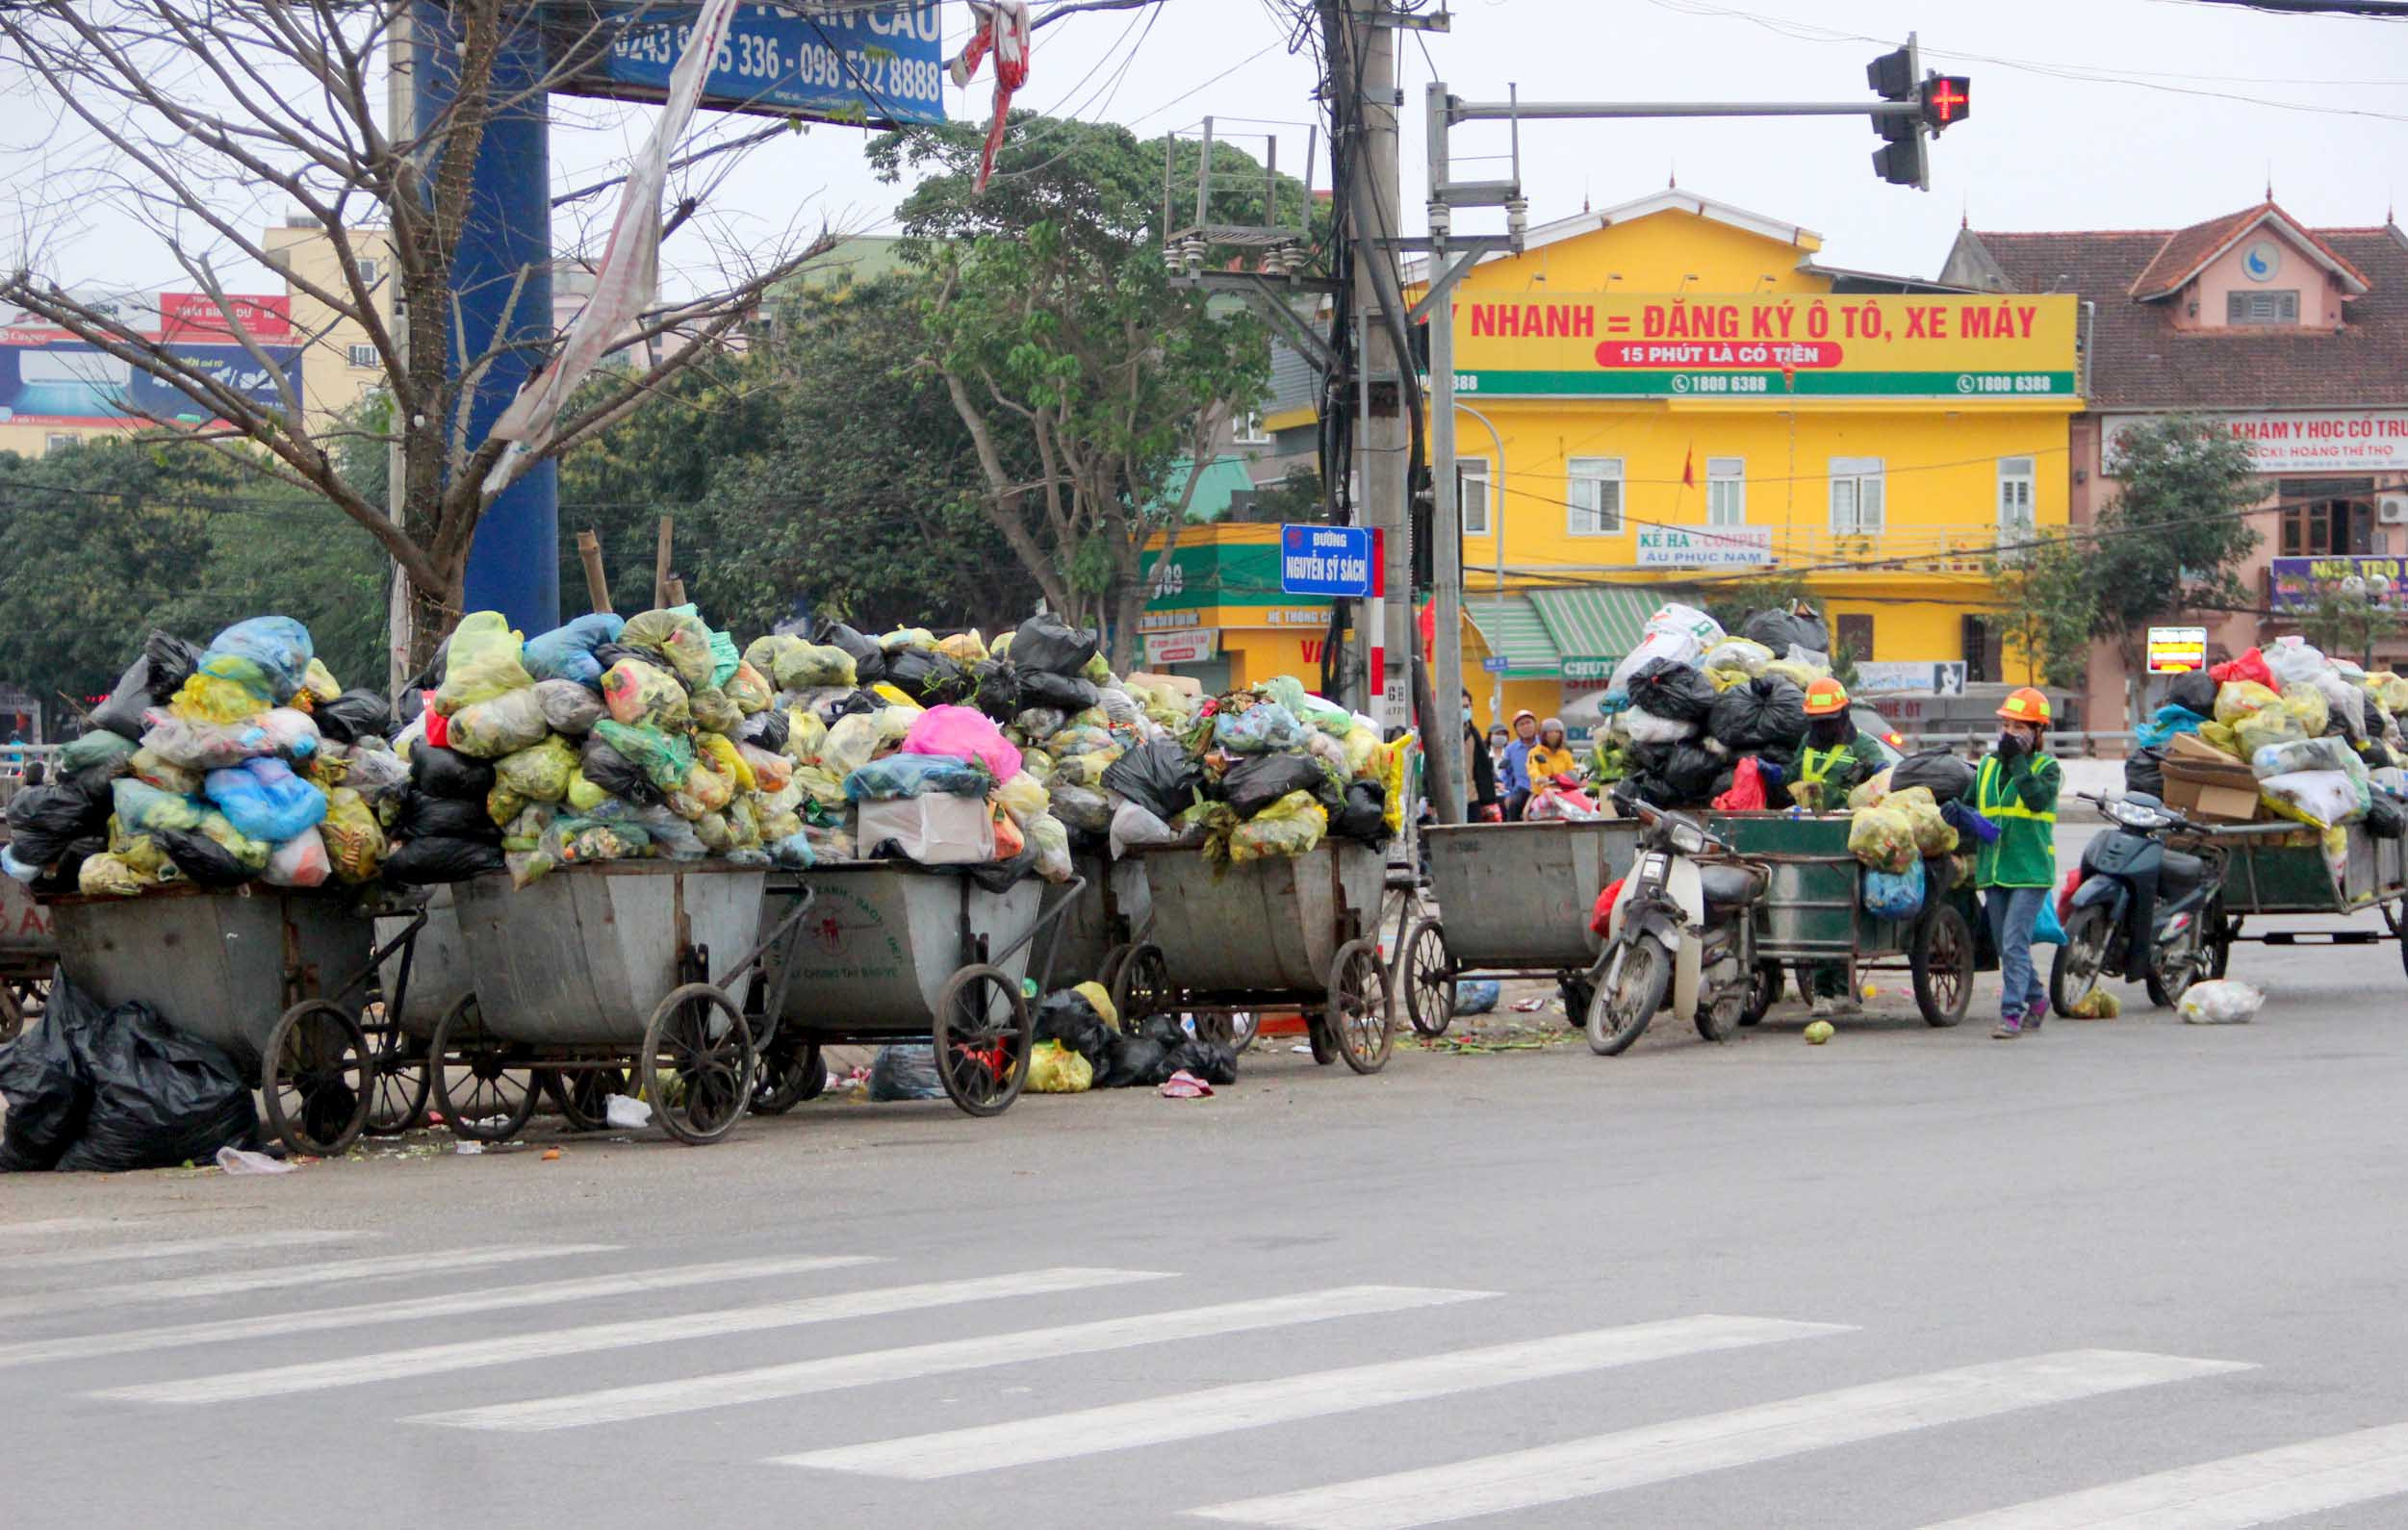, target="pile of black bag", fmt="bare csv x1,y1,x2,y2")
382,743,506,884
1034,988,1239,1089
0,976,260,1172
